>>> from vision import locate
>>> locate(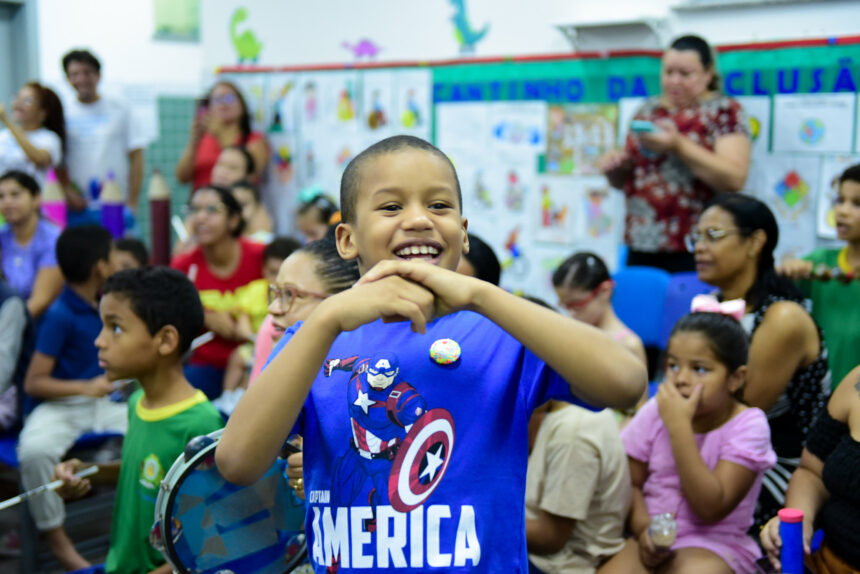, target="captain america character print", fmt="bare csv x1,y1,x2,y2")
323,352,456,529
